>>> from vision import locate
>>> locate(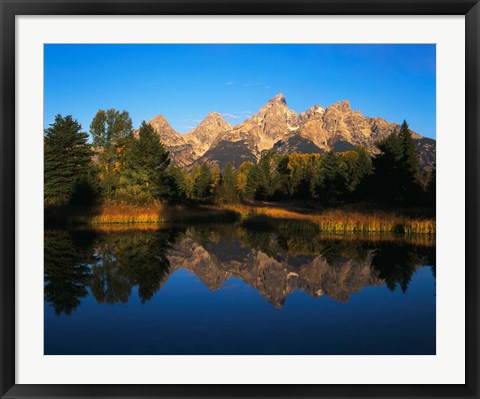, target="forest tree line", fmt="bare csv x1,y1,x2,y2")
44,109,435,209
